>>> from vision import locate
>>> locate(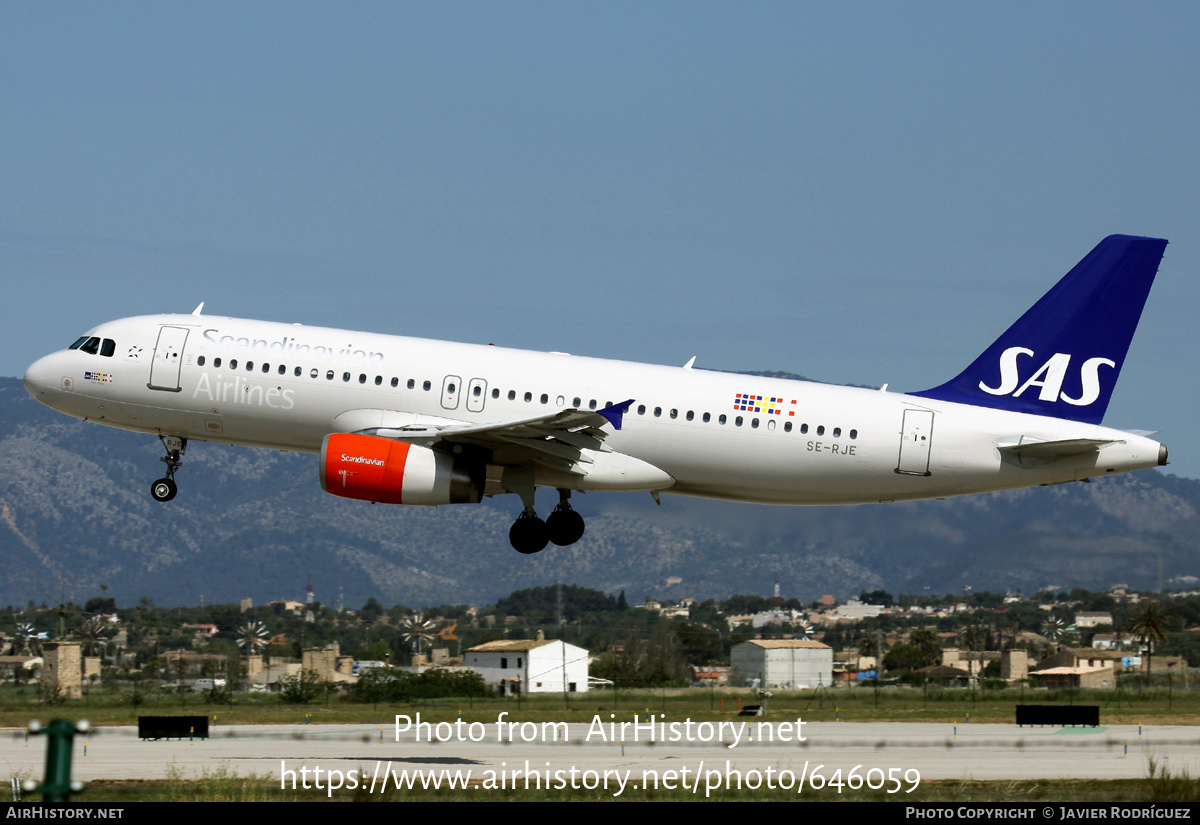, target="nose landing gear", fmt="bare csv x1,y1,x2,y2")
150,435,186,503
